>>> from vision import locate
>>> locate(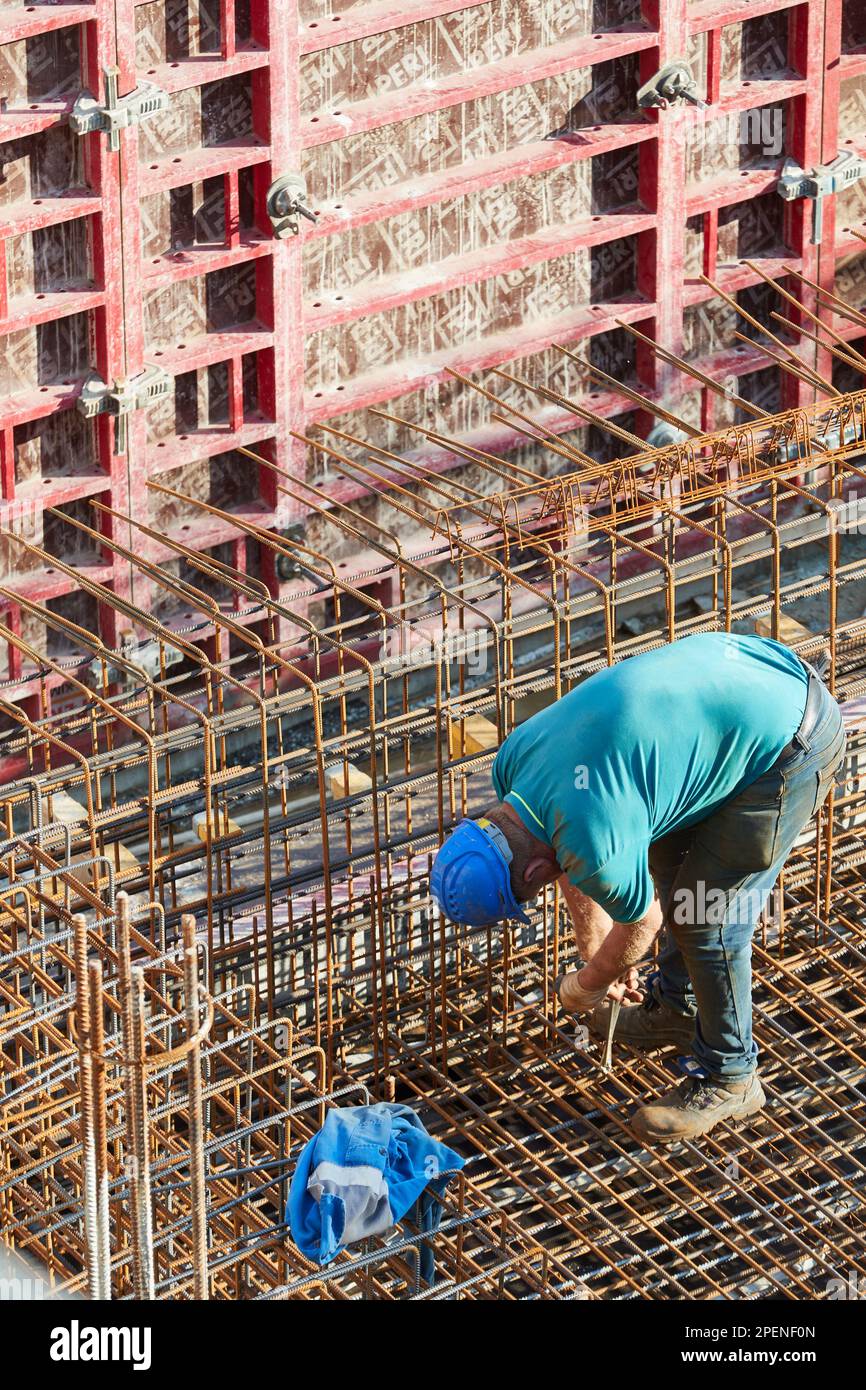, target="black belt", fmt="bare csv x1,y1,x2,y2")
788,666,828,753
